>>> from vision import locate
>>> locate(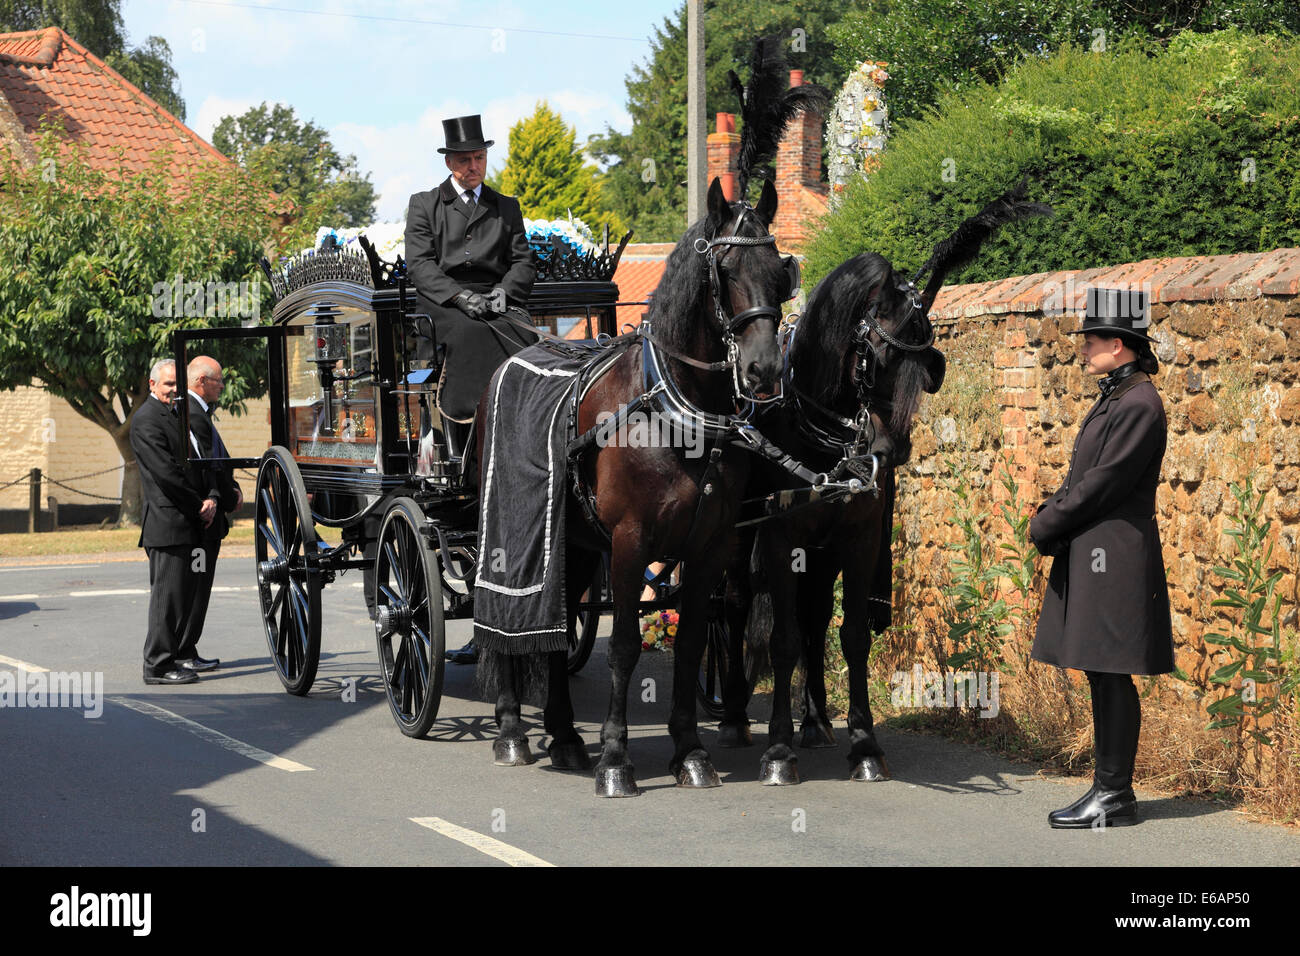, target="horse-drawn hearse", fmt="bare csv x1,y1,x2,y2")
175,39,1047,798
